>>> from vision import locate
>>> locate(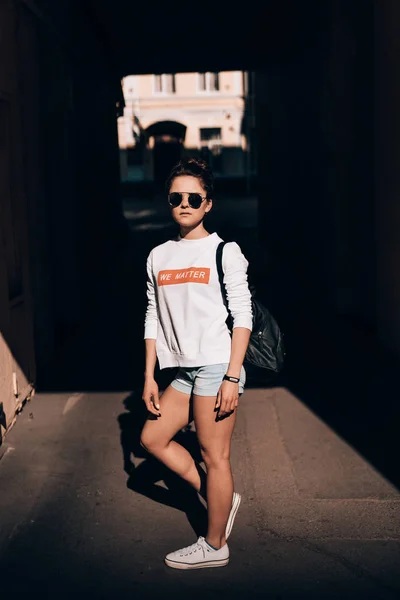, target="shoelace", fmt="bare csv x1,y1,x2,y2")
178,537,207,557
